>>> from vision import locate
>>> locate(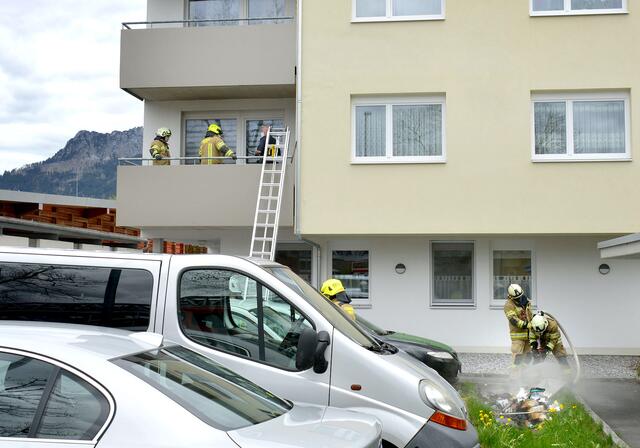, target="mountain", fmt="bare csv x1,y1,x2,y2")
0,127,142,199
